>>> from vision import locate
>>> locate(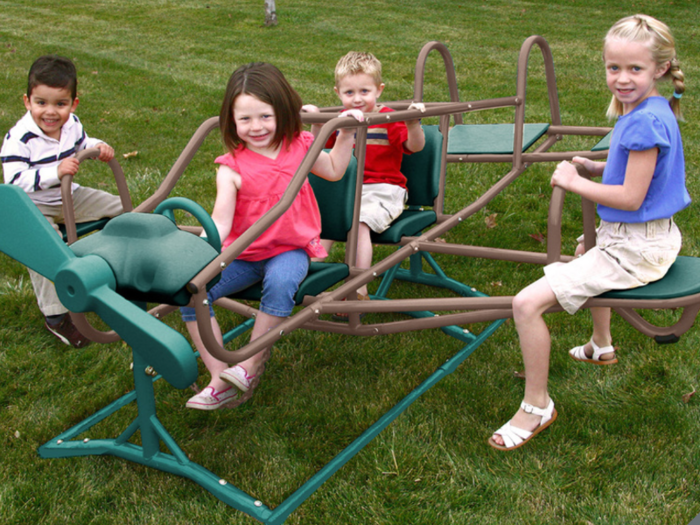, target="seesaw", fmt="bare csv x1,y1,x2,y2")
2,36,700,524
